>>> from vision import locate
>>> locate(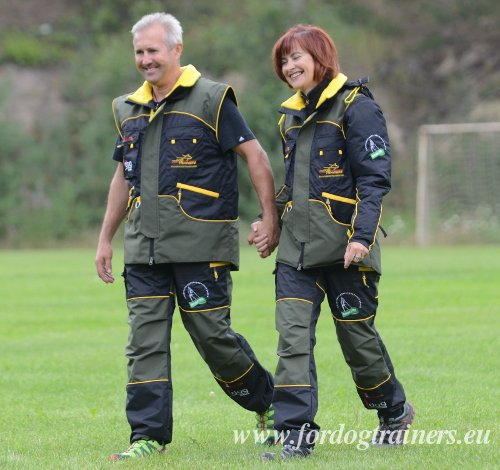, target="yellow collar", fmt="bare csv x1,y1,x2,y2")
281,73,348,111
127,64,201,104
